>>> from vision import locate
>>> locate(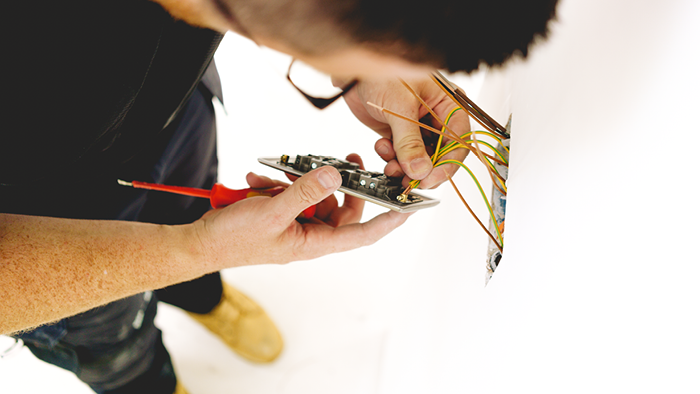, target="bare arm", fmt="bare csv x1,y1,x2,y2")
0,213,201,335
0,166,409,335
